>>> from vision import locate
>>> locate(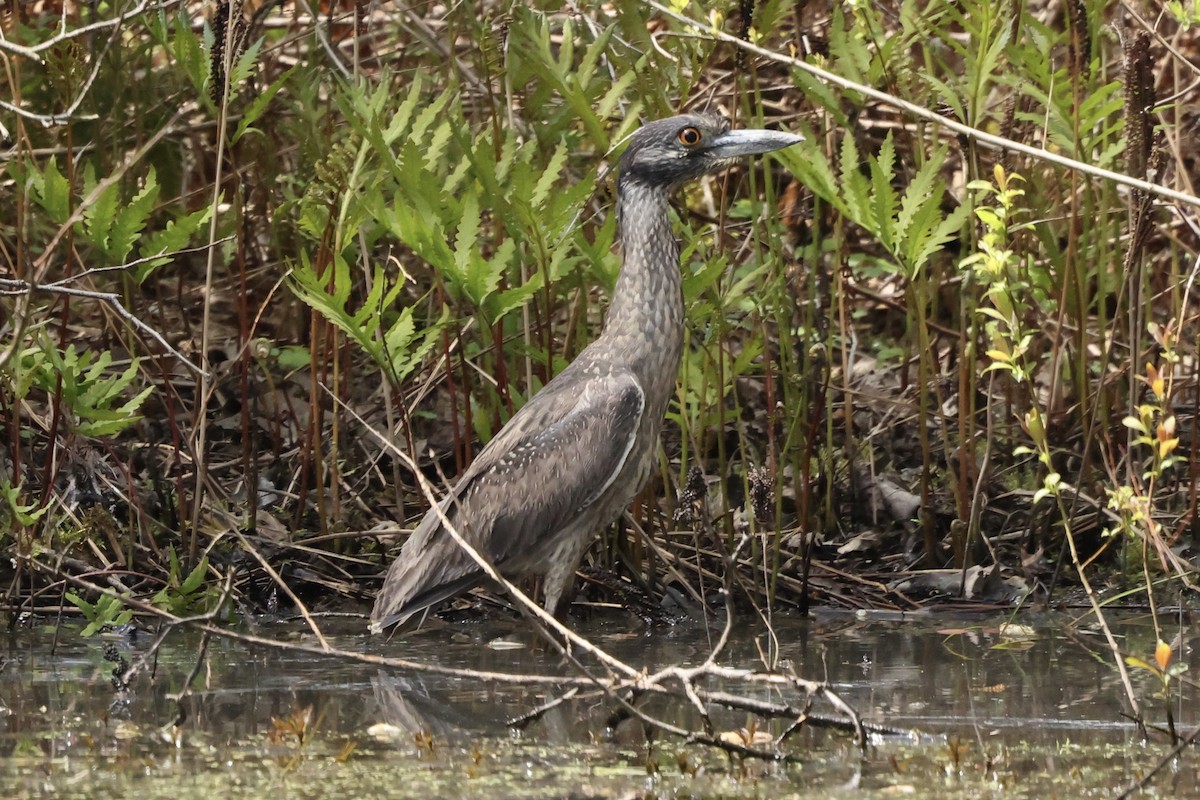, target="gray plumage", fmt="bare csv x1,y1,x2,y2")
370,112,802,633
